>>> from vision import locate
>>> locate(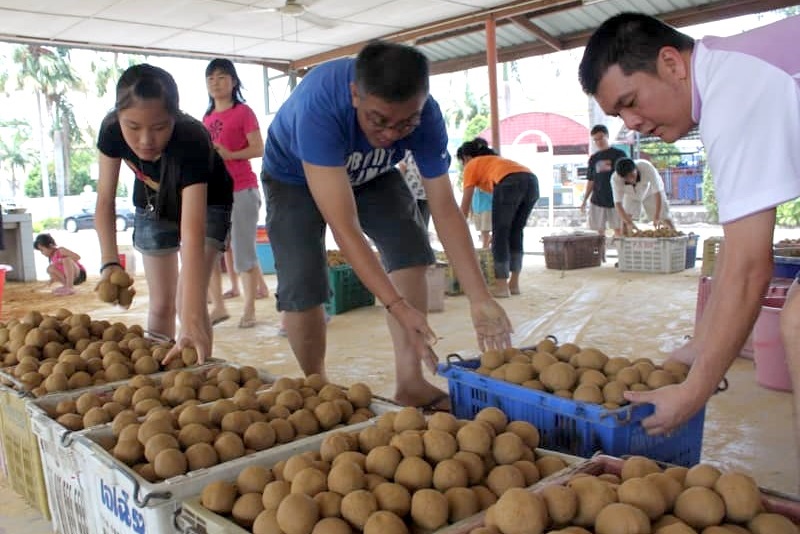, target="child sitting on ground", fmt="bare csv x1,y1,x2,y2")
34,233,86,295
